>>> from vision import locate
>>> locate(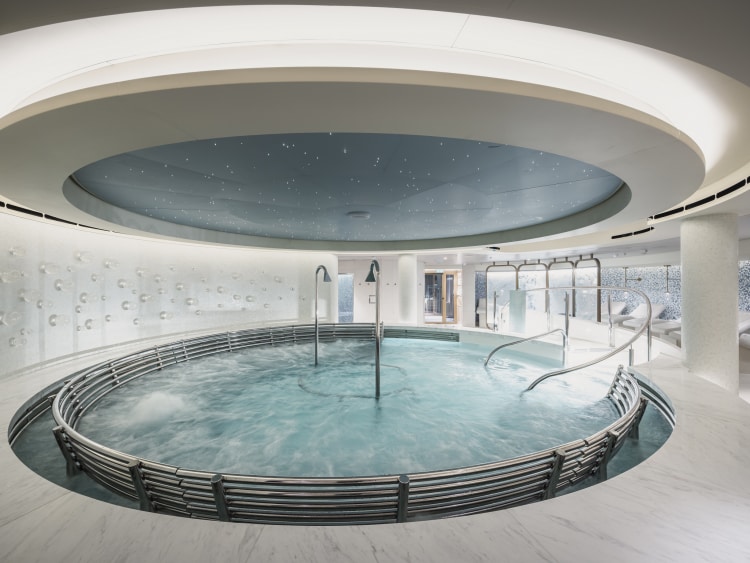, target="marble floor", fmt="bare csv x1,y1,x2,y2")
740,373,750,403
2,333,750,562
